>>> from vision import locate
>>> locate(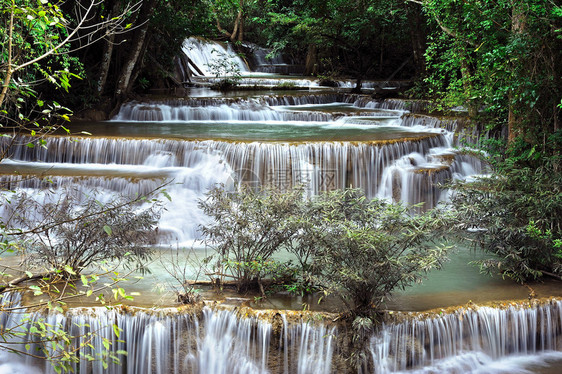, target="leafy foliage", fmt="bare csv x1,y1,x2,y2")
206,47,243,90
0,0,83,133
450,152,562,282
246,0,413,80
6,190,160,274
199,186,303,293
306,189,452,314
200,186,453,314
422,0,562,143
